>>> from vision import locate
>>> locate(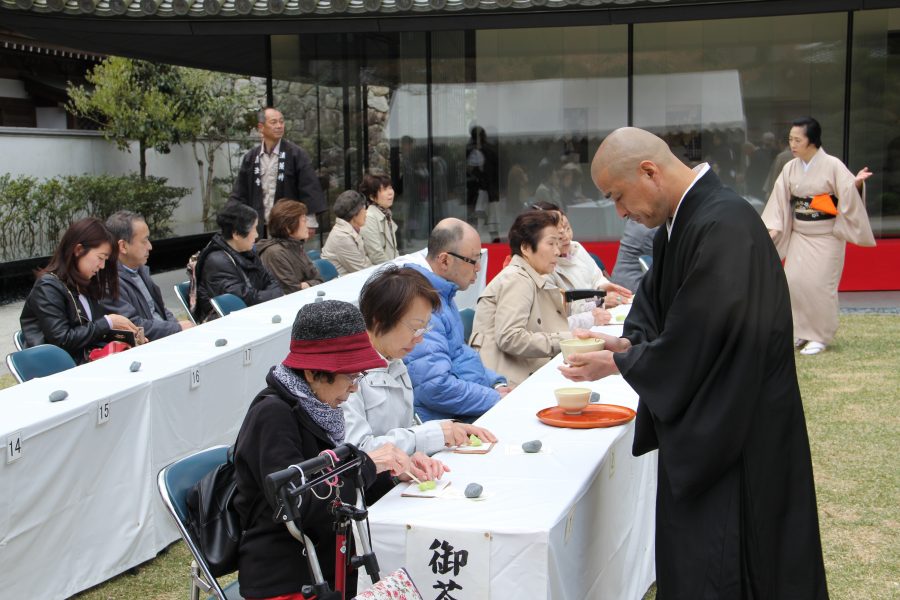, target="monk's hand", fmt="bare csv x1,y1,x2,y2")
599,282,633,307
571,330,630,353
558,350,619,382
